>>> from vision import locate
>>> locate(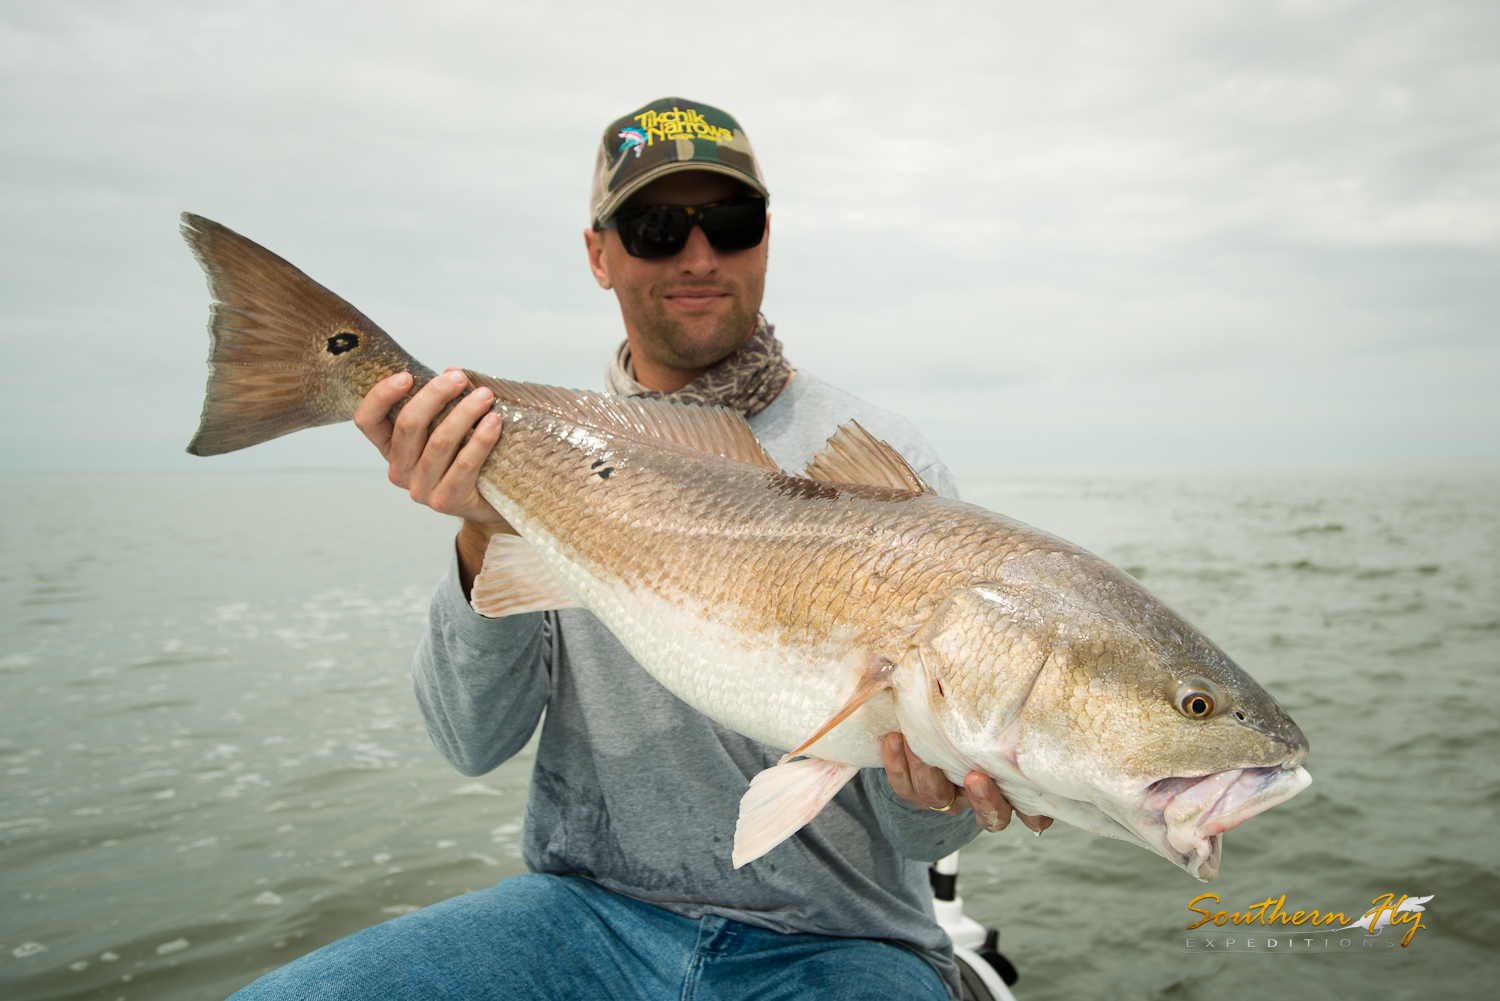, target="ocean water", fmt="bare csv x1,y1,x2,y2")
1,465,1496,1000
